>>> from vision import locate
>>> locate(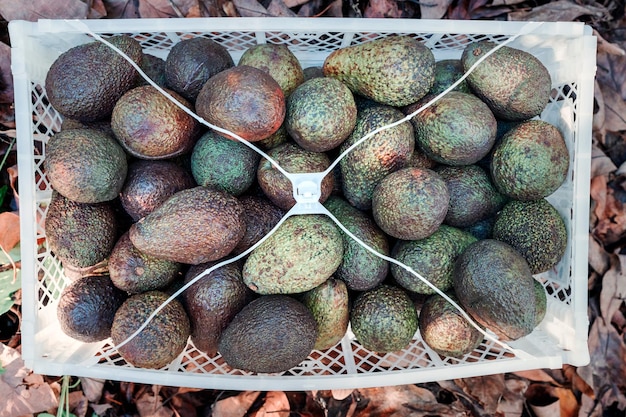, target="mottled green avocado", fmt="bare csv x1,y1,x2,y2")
164,37,234,102
324,196,389,291
218,295,317,373
418,292,483,358
406,91,497,166
45,35,142,122
44,128,127,204
108,231,182,294
242,214,343,294
119,159,195,222
533,279,547,327
323,35,435,107
57,274,127,343
350,285,418,353
111,290,190,369
339,105,414,210
129,186,245,265
490,120,569,200
45,191,118,269
257,142,334,210
493,198,567,274
190,130,261,196
238,43,305,97
435,164,508,228
232,195,285,256
300,278,350,350
391,225,477,295
453,239,537,340
183,262,253,356
372,167,449,240
429,59,471,95
461,41,551,121
286,77,357,152
136,53,167,88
